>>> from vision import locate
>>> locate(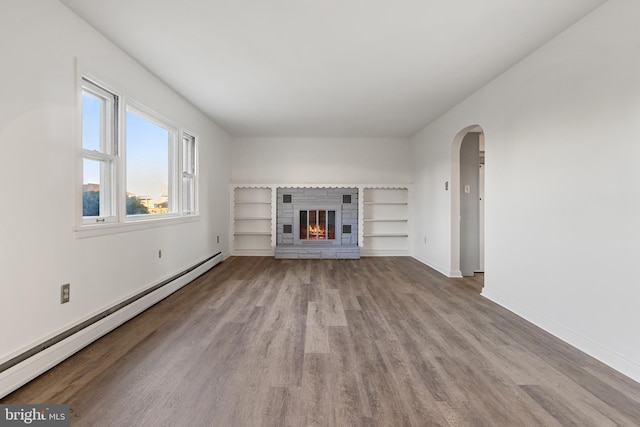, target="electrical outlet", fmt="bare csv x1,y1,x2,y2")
217,235,220,244
158,249,162,258
61,283,70,304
